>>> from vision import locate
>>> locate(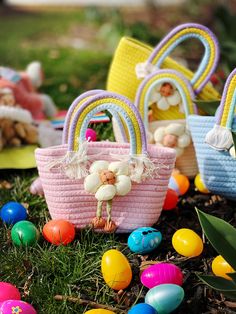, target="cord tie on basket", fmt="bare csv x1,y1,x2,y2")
205,125,233,151
46,141,102,179
135,61,157,79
